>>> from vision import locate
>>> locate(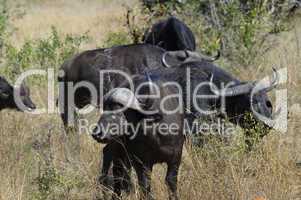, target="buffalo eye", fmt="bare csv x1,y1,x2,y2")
266,101,272,109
